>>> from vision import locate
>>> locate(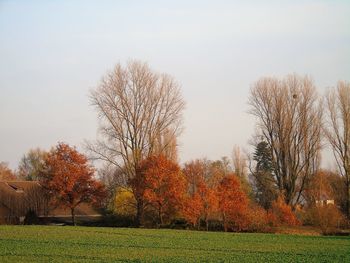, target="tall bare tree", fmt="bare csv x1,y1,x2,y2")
248,74,322,207
324,81,350,218
232,145,247,179
88,61,185,226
